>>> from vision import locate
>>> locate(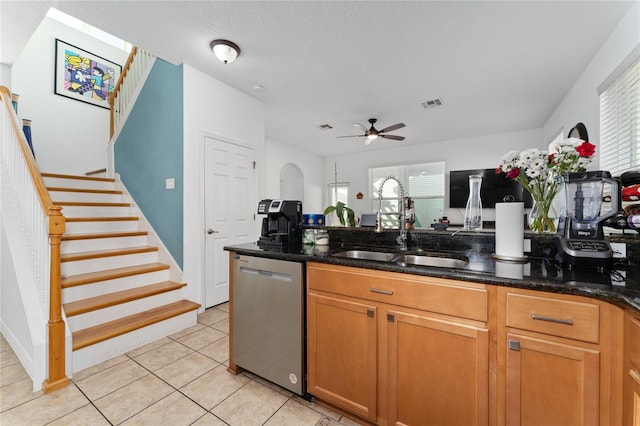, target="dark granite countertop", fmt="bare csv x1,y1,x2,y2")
225,228,640,313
